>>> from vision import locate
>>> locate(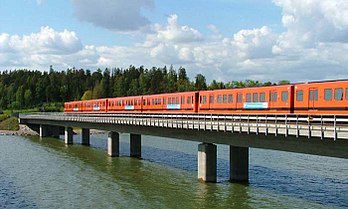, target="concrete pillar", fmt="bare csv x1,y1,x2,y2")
130,134,141,158
230,146,249,183
81,128,90,146
198,143,217,182
40,125,60,138
108,132,119,157
65,127,73,145
40,125,49,137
